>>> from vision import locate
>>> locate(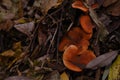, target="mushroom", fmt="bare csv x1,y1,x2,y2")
58,35,72,51
63,45,96,72
79,15,93,34
58,27,92,52
72,0,88,12
72,0,99,12
67,27,92,40
76,39,90,51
